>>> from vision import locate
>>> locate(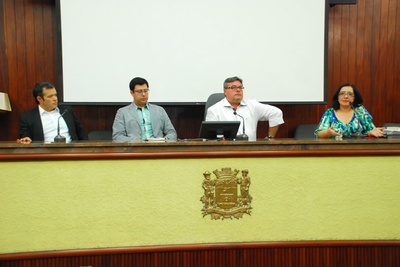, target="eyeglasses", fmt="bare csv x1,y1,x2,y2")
134,89,150,94
226,86,244,90
339,91,354,97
